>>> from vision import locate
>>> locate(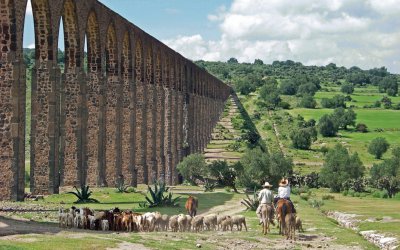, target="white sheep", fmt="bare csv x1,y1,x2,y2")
169,215,179,232
191,215,204,233
217,215,227,230
221,216,233,231
203,214,217,231
185,215,192,232
177,214,188,232
160,214,169,231
101,219,109,231
88,215,96,230
232,215,247,231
